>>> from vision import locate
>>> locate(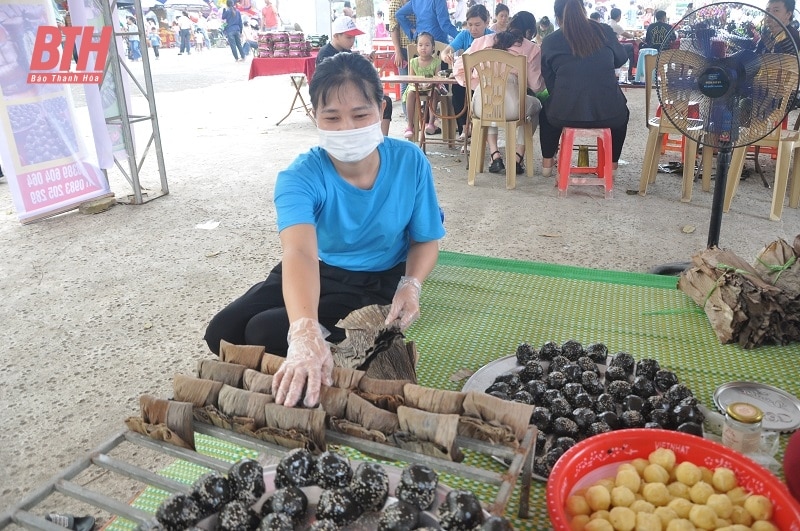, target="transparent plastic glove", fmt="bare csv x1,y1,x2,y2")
384,276,421,331
271,318,333,408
